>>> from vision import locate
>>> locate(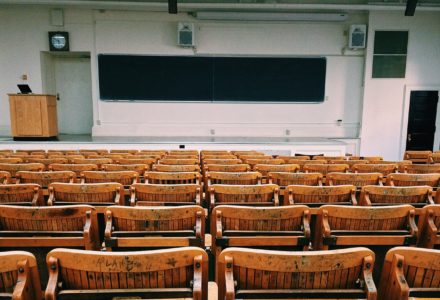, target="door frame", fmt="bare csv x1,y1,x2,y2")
399,85,440,159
